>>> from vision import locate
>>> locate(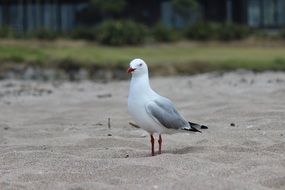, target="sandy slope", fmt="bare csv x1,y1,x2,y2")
0,71,285,190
